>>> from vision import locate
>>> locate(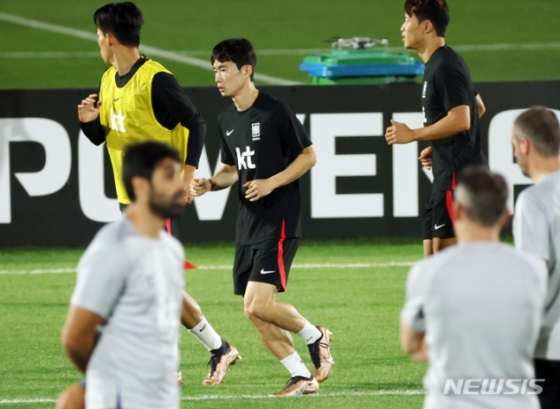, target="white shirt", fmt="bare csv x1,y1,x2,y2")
402,242,546,409
514,169,560,360
71,218,184,409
